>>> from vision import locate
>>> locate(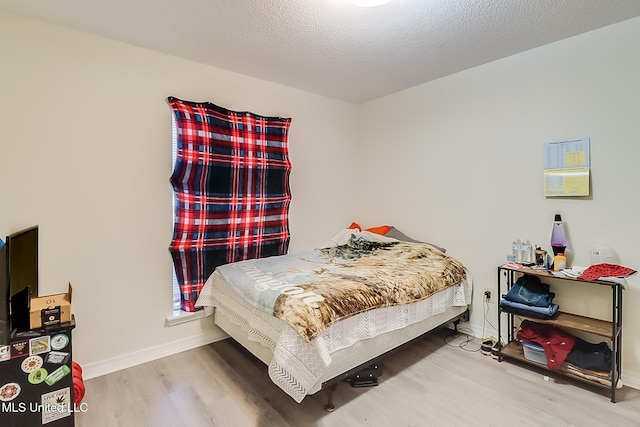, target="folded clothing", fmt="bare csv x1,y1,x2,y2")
518,327,613,373
504,275,555,307
517,320,576,370
500,299,559,318
565,337,612,372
